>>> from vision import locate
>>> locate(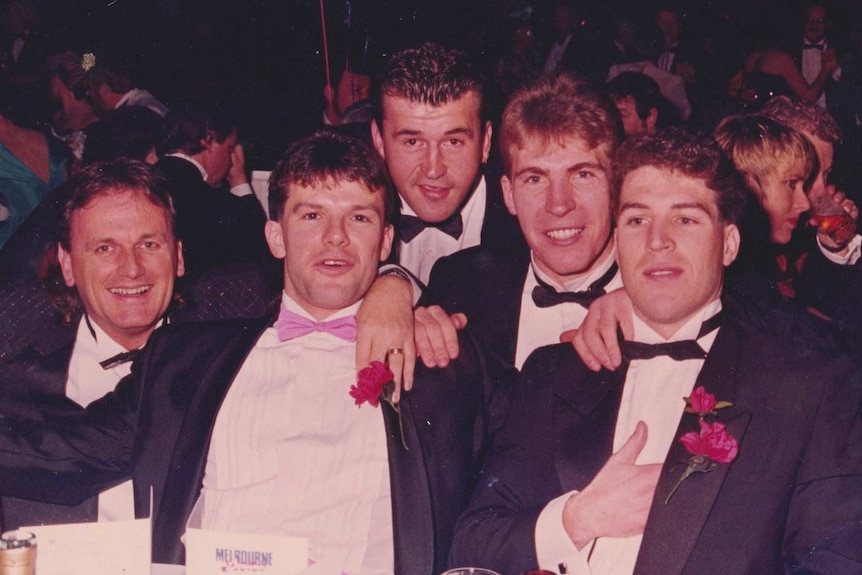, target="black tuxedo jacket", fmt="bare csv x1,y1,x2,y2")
0,313,493,573
421,243,531,369
450,309,862,574
155,156,275,278
388,169,524,273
